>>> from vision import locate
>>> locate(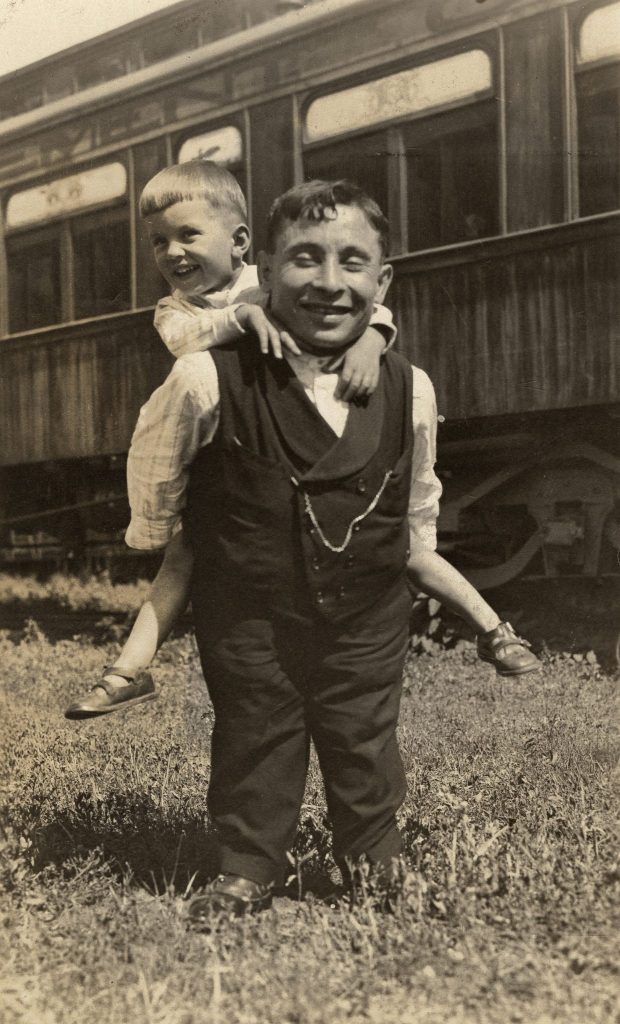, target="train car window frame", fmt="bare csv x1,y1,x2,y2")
3,156,131,335
574,1,620,218
301,37,499,256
